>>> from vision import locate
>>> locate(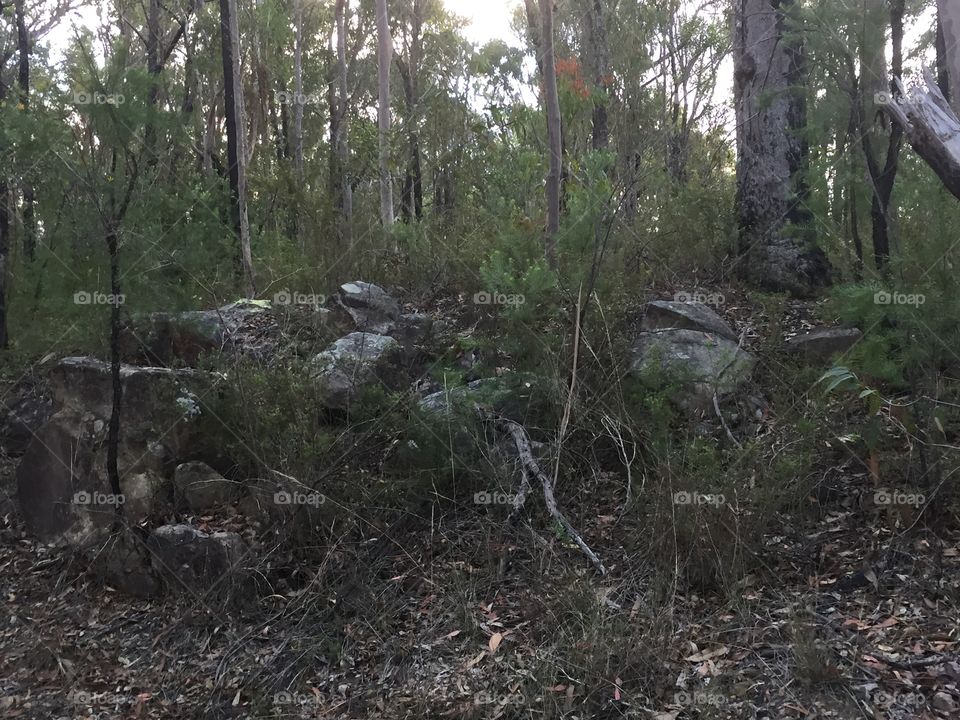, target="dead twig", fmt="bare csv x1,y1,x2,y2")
478,407,606,575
